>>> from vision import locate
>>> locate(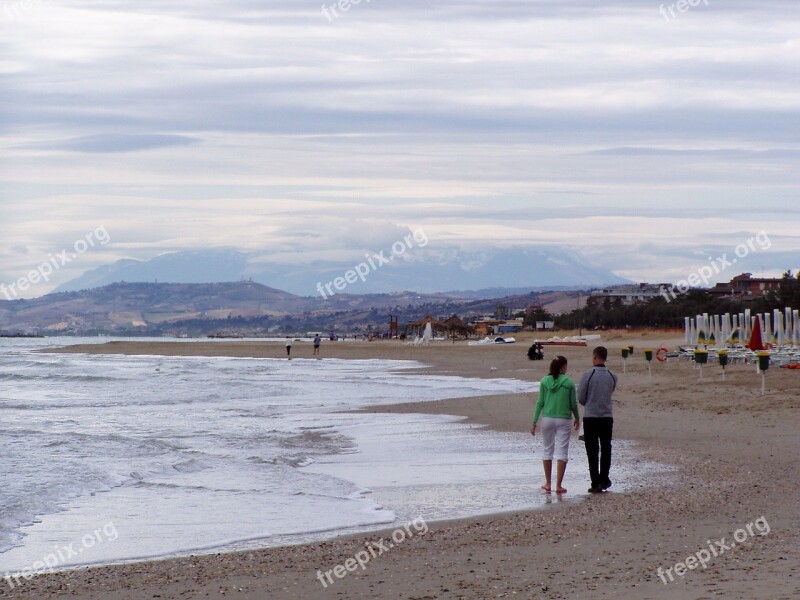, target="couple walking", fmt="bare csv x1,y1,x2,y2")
530,346,617,494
